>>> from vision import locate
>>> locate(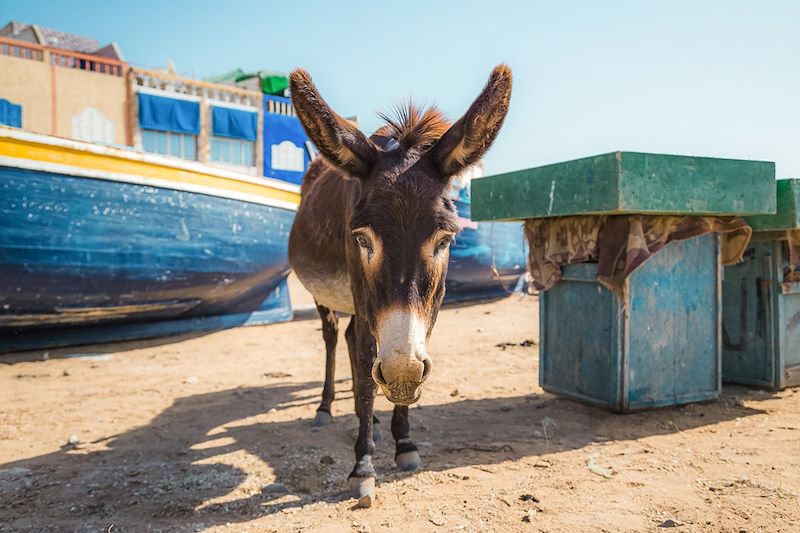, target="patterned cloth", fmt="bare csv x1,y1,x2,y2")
525,215,753,295
785,229,800,282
